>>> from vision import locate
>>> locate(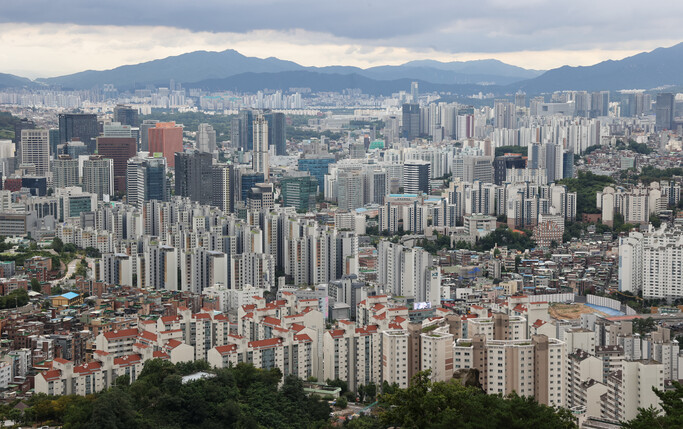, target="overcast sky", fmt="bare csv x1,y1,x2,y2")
2,0,682,78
